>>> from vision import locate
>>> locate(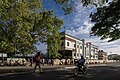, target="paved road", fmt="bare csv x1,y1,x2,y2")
0,63,108,73
0,62,120,80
